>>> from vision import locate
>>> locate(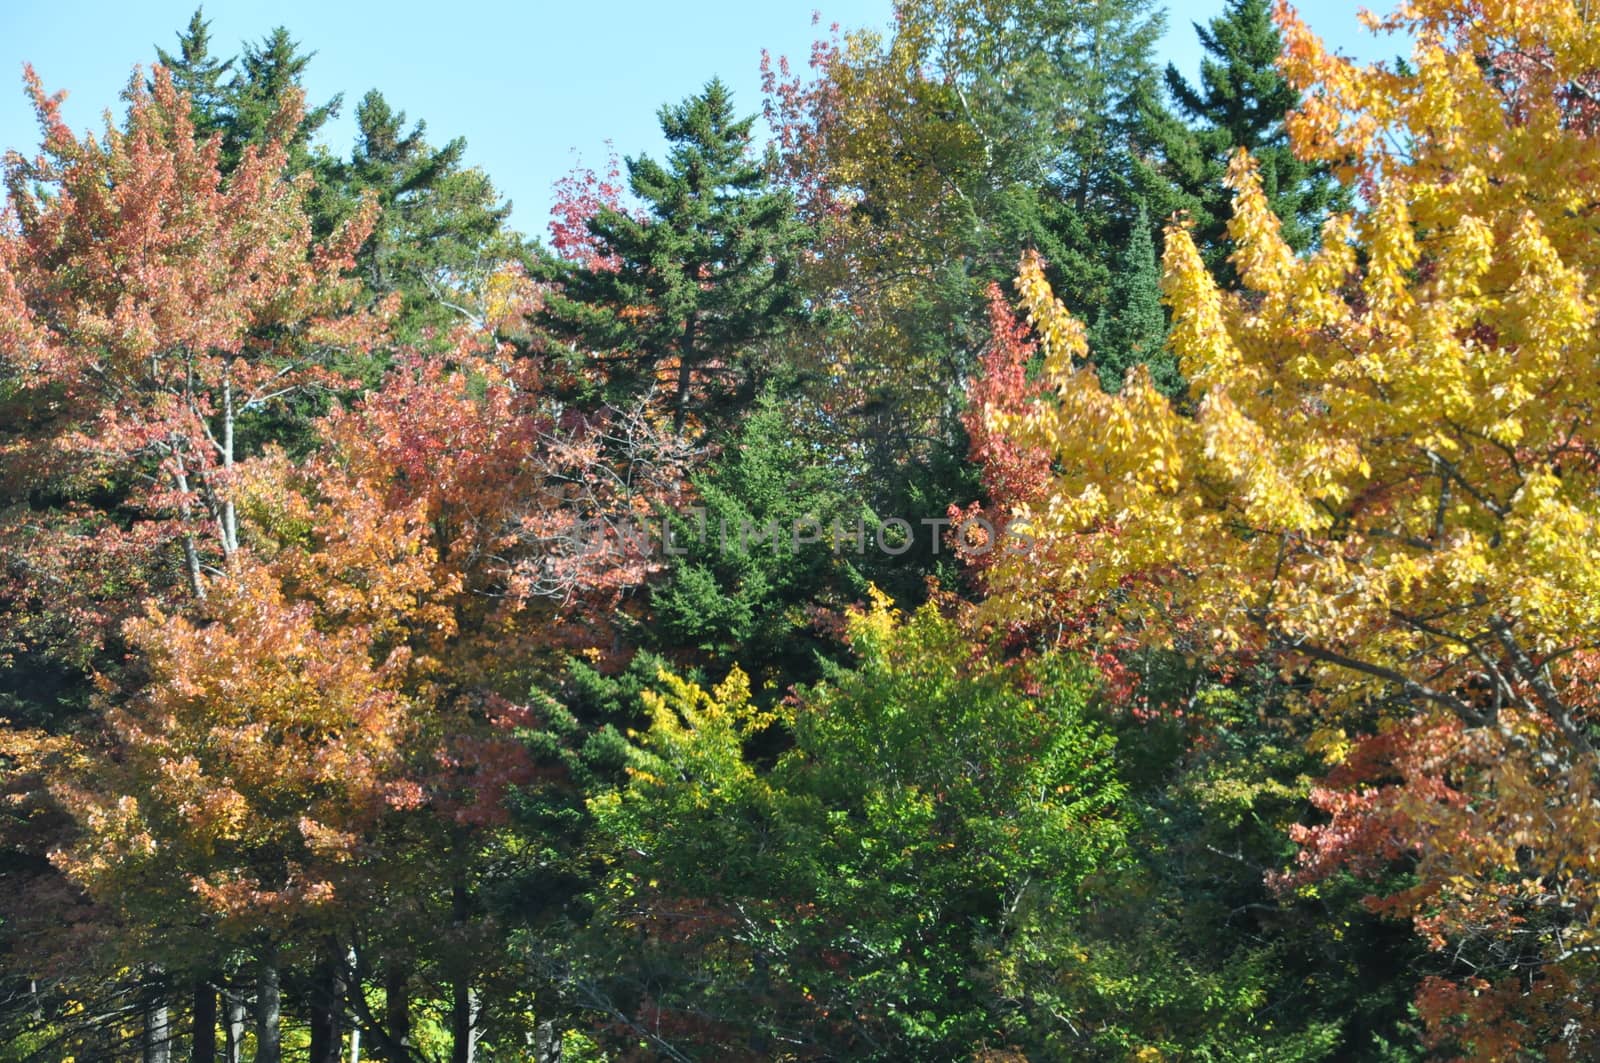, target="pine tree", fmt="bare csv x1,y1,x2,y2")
1089,203,1178,396
650,391,865,681
1143,0,1347,270
540,79,809,435
154,8,233,137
